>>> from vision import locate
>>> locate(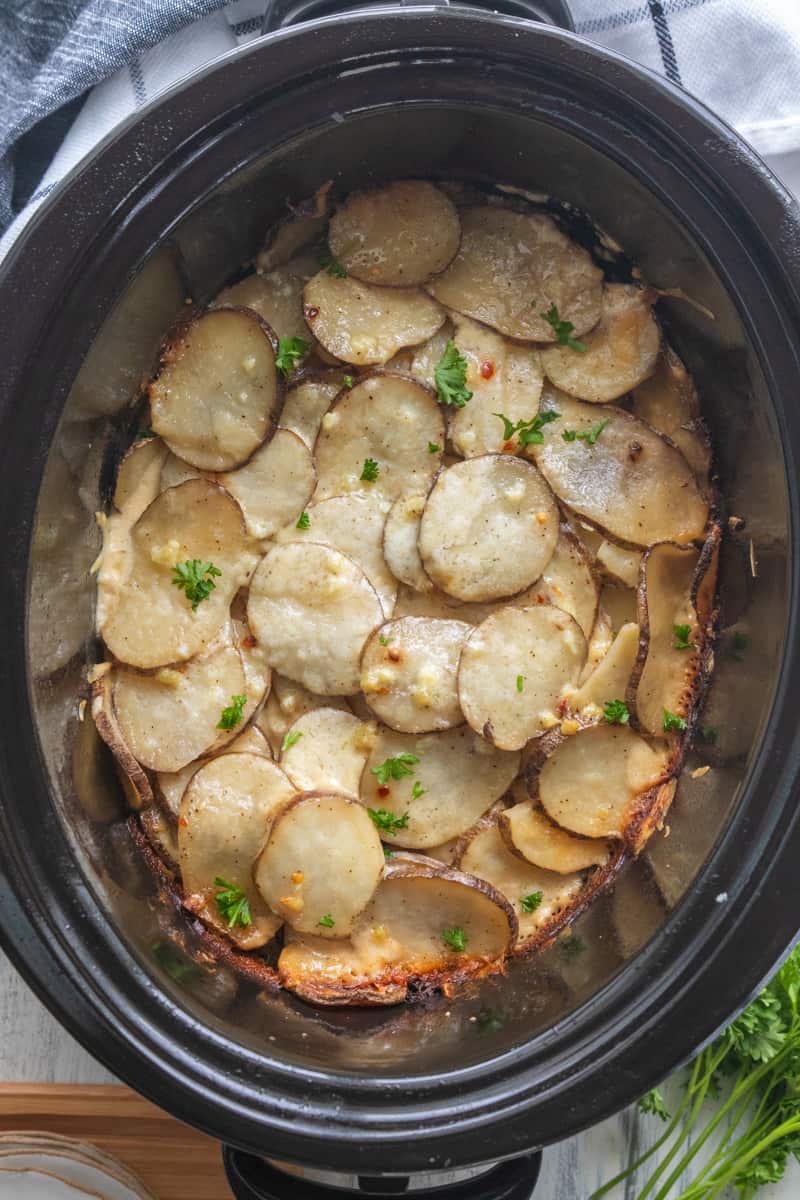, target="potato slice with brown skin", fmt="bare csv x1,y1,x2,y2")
426,207,603,342
360,617,470,733
313,372,445,503
256,183,331,271
537,724,671,839
150,308,282,472
304,273,445,366
278,374,341,449
90,670,153,808
156,724,272,818
255,676,351,757
580,606,614,683
447,314,544,458
567,621,640,717
361,726,519,848
213,253,318,343
100,479,253,670
536,527,599,638
277,493,396,618
499,801,610,874
458,606,587,750
113,640,247,773
160,451,200,491
597,540,641,588
601,583,638,634
540,284,660,403
255,792,384,937
632,344,711,488
180,753,295,950
383,494,432,593
247,542,384,695
328,181,461,286
628,541,702,736
456,817,585,947
113,437,169,517
279,707,369,795
217,428,315,539
277,859,516,1005
528,390,708,547
418,456,559,603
